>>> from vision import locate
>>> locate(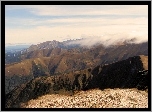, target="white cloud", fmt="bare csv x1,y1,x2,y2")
6,16,148,28
66,32,148,48
5,5,148,46
31,5,147,16
5,21,148,45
